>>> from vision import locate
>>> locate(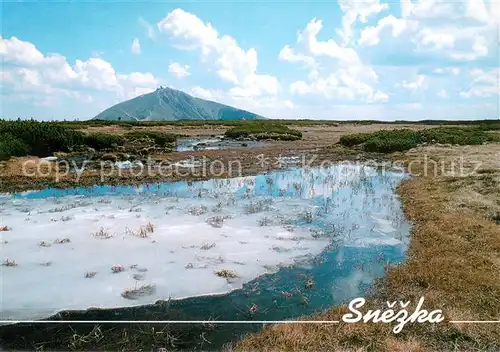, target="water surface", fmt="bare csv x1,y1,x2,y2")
0,163,411,347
